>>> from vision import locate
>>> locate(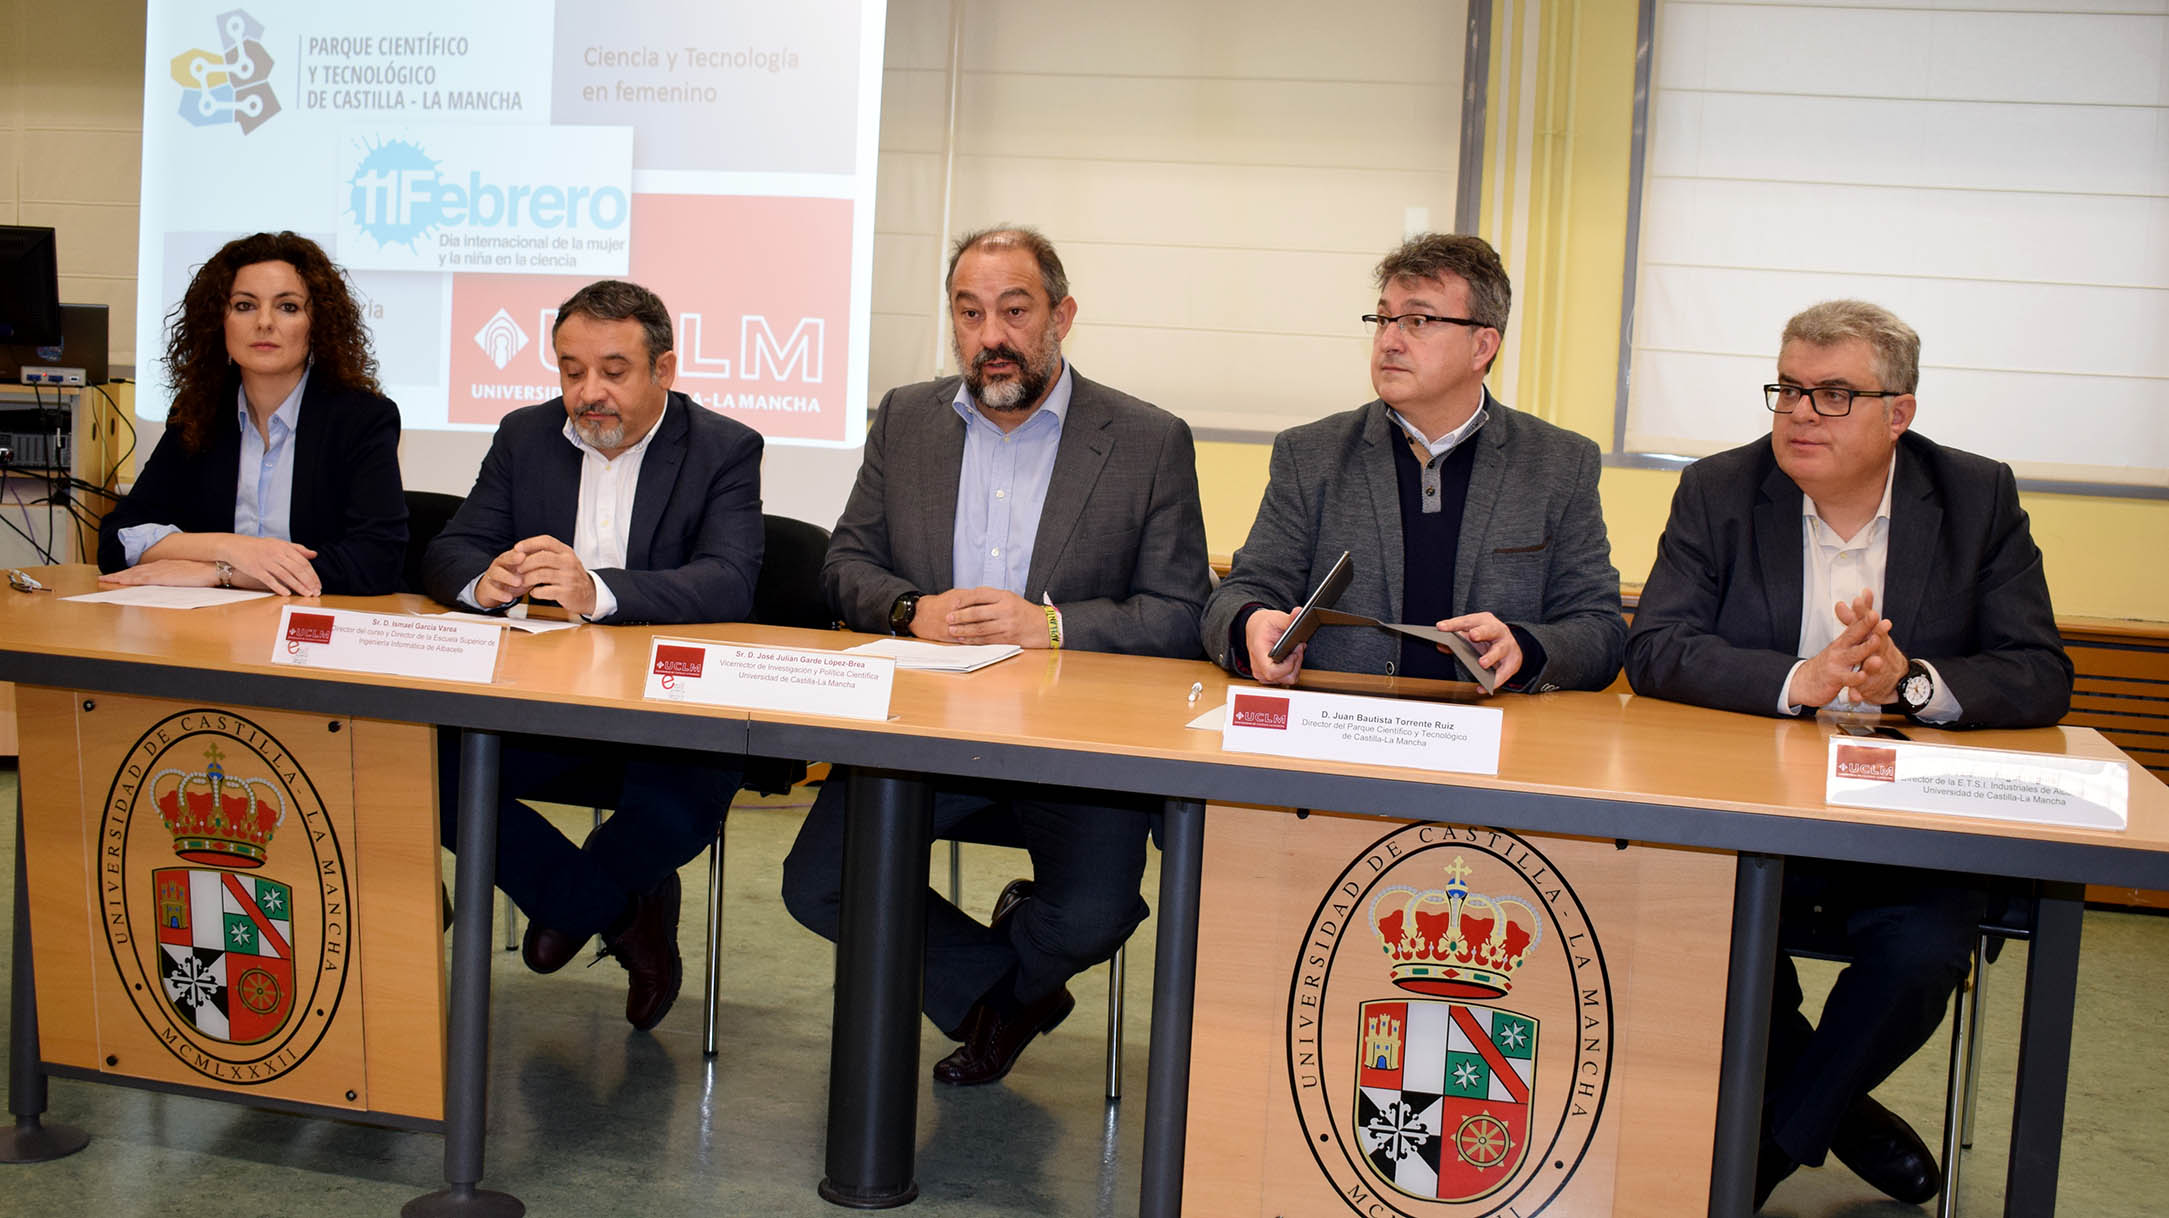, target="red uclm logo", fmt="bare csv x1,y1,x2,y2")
1834,744,1898,782
1232,694,1291,730
285,613,335,646
653,644,706,679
